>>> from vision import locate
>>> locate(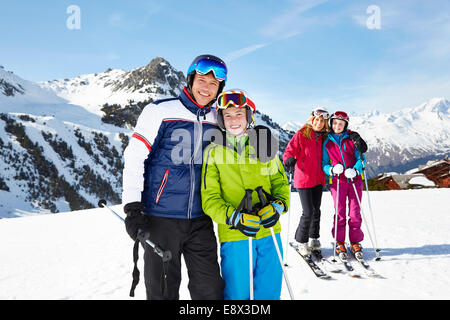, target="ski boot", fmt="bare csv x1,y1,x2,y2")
335,241,347,260
297,242,311,256
308,238,321,251
351,242,363,260
309,238,322,258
